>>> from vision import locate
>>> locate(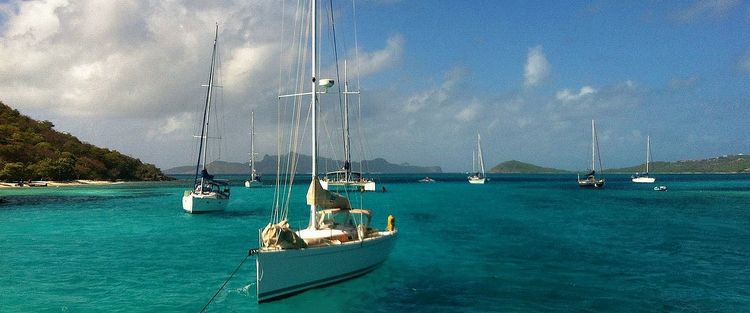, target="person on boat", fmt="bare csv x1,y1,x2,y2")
381,186,386,193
